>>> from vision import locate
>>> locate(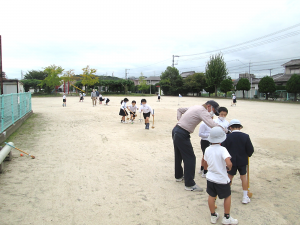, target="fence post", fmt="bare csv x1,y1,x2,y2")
11,94,14,124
